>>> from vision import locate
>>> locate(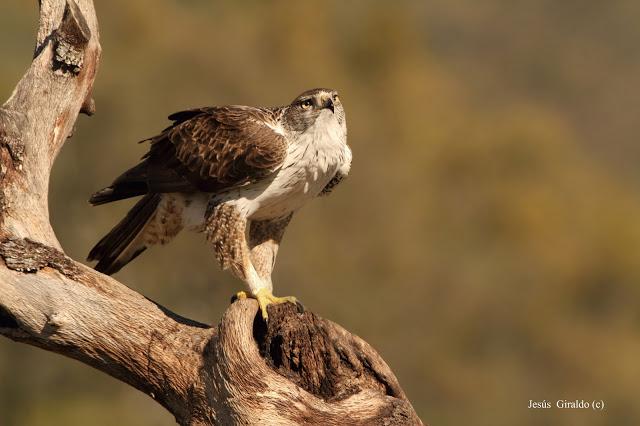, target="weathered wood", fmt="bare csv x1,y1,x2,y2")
0,1,423,424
